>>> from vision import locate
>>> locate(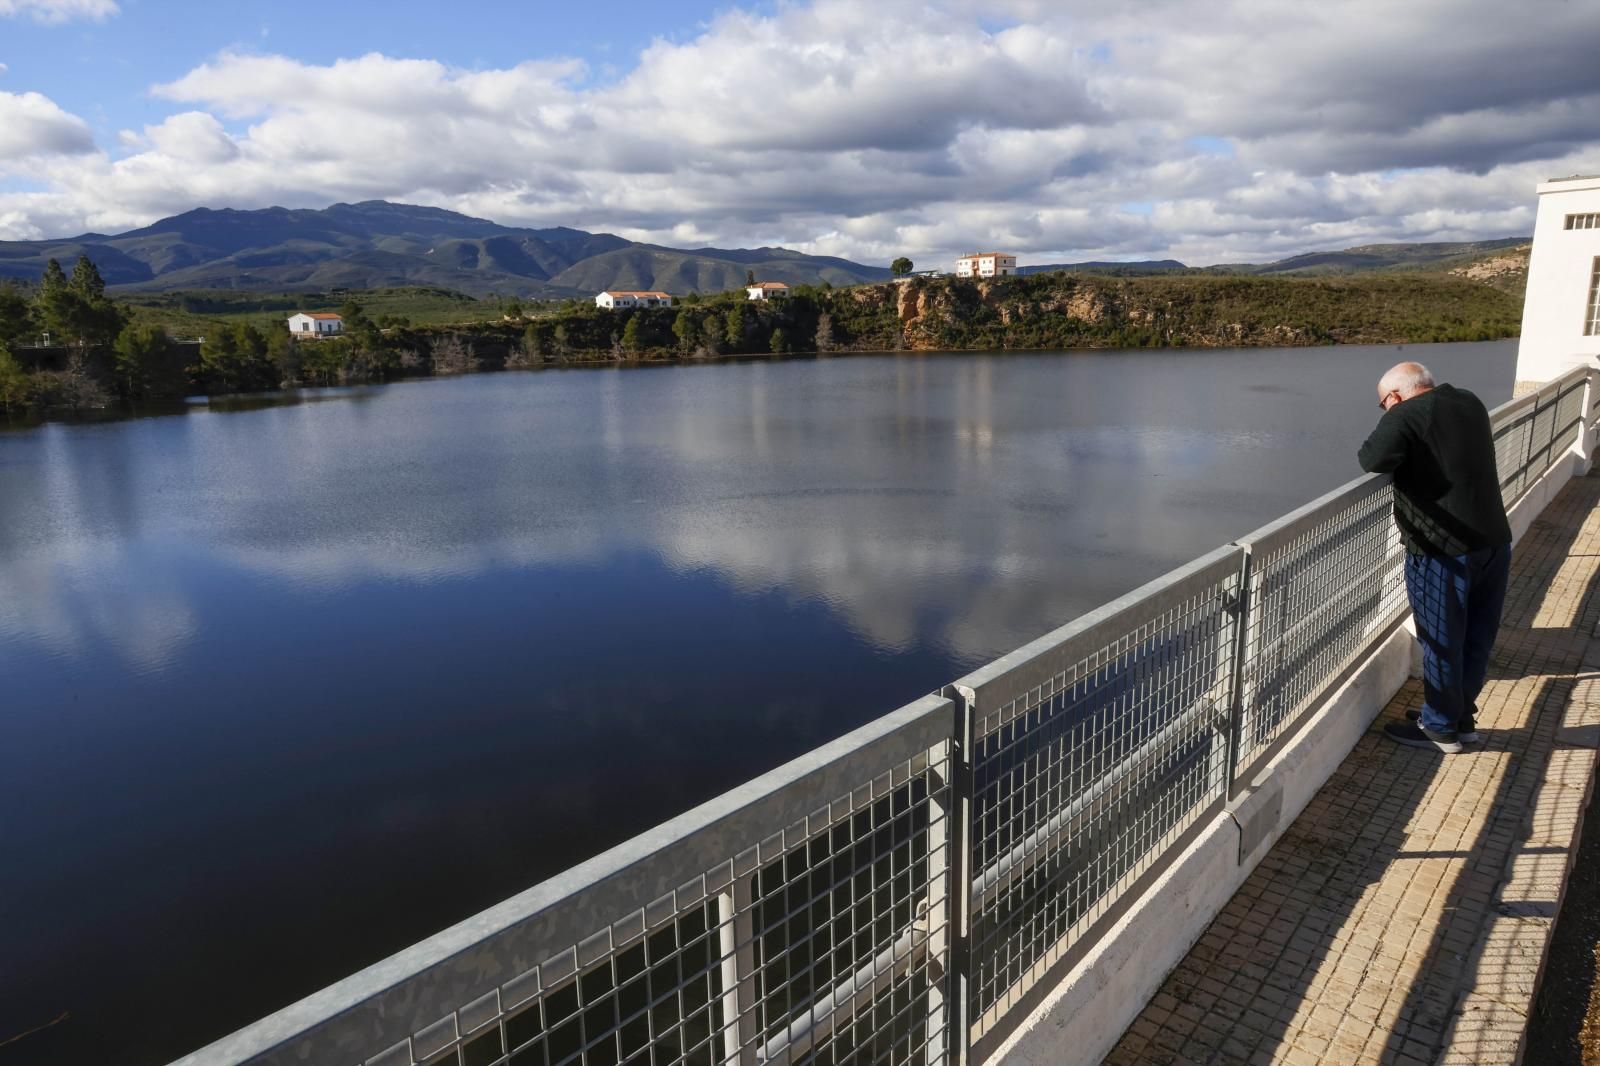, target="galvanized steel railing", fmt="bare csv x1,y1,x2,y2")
957,545,1241,1054
175,367,1594,1066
